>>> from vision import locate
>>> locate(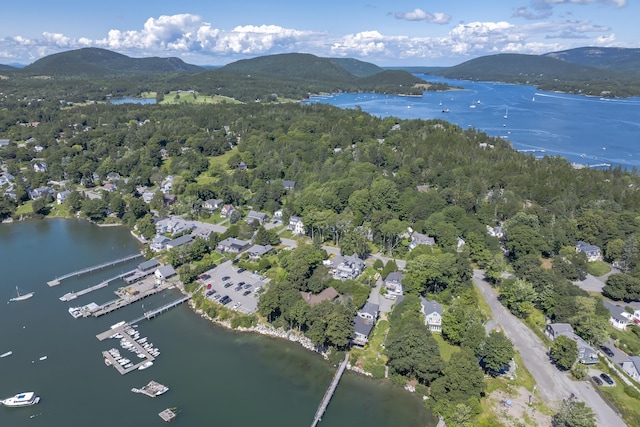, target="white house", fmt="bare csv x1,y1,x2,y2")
220,204,235,217
33,161,48,173
150,235,171,252
384,272,403,296
603,301,630,331
352,302,379,346
487,225,504,239
246,210,270,225
323,253,365,280
421,298,443,333
56,190,71,205
576,241,603,262
544,323,598,365
154,265,176,281
203,198,223,212
288,216,305,235
621,356,640,381
358,302,379,323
